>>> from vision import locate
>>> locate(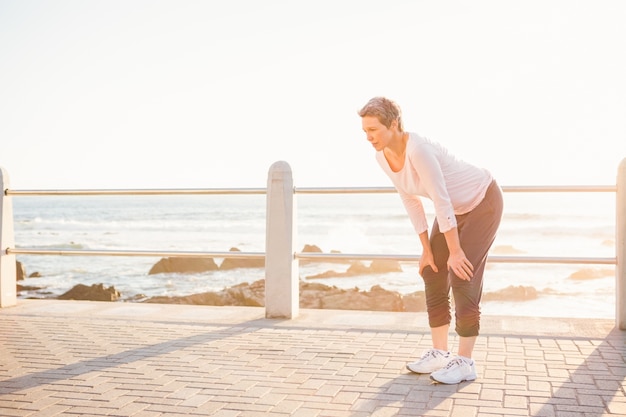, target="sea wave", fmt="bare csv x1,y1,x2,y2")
15,242,86,250
491,245,527,255
568,267,615,280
